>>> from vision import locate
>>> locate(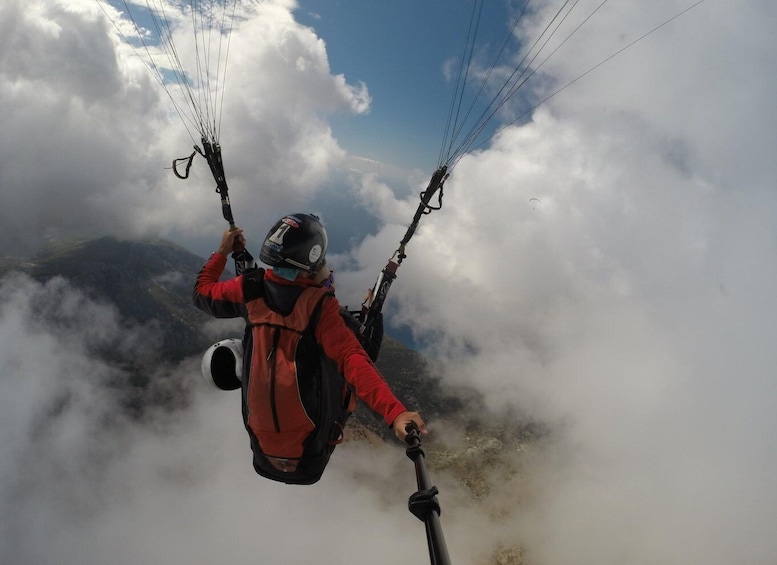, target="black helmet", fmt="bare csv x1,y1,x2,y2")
259,213,328,272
